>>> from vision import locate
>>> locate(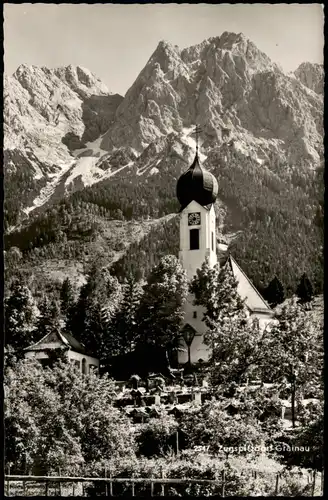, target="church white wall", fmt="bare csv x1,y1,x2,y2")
178,311,274,365
177,198,275,366
178,201,218,364
178,294,210,364
179,333,211,364
179,201,217,280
